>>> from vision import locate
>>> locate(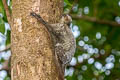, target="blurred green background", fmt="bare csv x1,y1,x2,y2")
0,0,120,80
